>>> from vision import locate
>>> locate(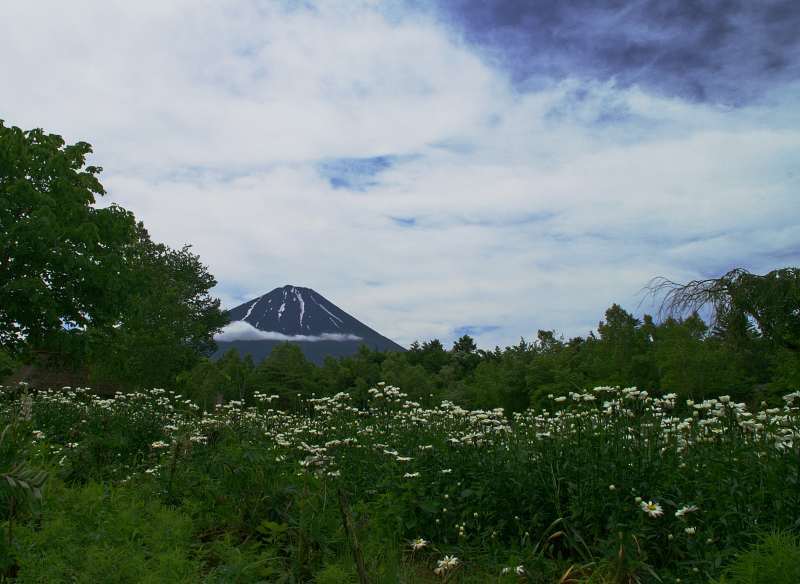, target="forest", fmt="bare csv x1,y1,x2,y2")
181,298,800,416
